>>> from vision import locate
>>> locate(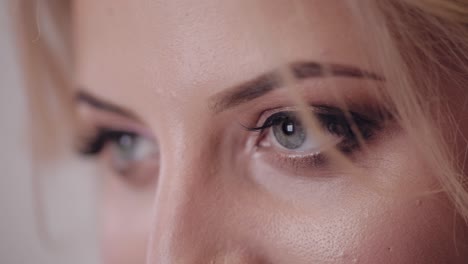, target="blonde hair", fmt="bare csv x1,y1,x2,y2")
14,0,74,161
13,0,468,225
354,0,468,220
